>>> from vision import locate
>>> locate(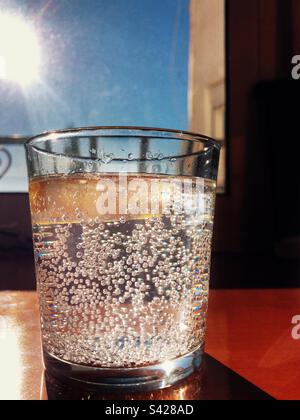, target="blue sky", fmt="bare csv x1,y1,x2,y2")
0,0,190,136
